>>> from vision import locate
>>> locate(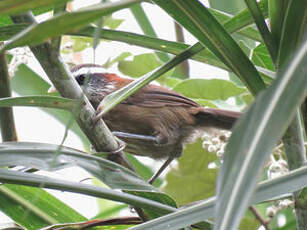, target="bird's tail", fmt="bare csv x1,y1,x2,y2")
194,107,241,130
